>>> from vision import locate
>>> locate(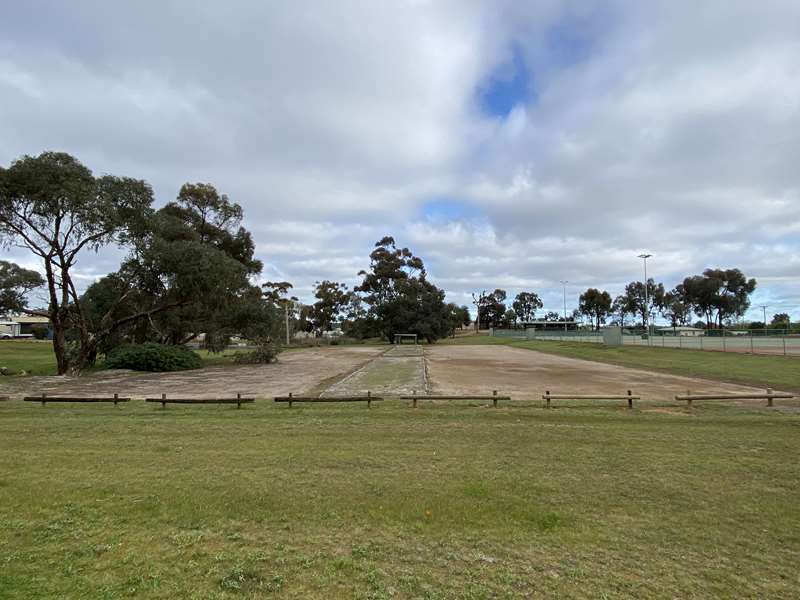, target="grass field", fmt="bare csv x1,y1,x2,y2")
1,401,799,598
439,335,800,394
